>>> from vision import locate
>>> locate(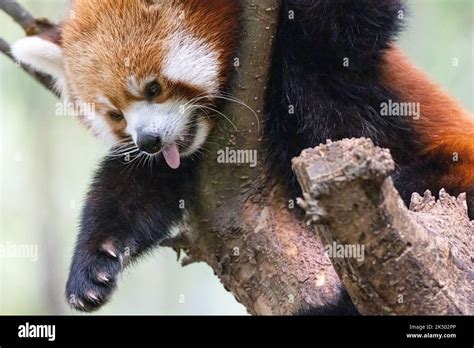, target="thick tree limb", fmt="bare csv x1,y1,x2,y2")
5,0,470,316
2,0,345,315
166,0,350,314
293,138,473,315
